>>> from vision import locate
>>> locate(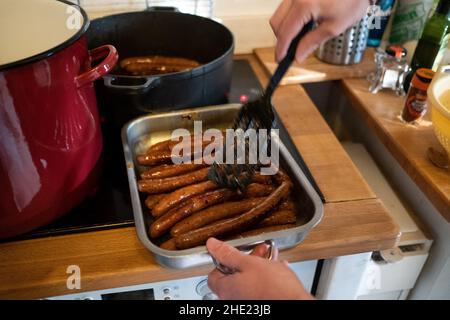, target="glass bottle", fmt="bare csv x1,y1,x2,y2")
404,0,450,90
389,0,436,45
